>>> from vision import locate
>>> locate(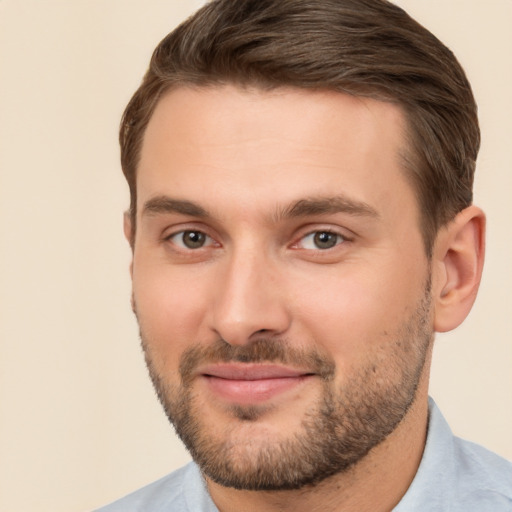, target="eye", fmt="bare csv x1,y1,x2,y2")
167,230,214,249
298,230,345,250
